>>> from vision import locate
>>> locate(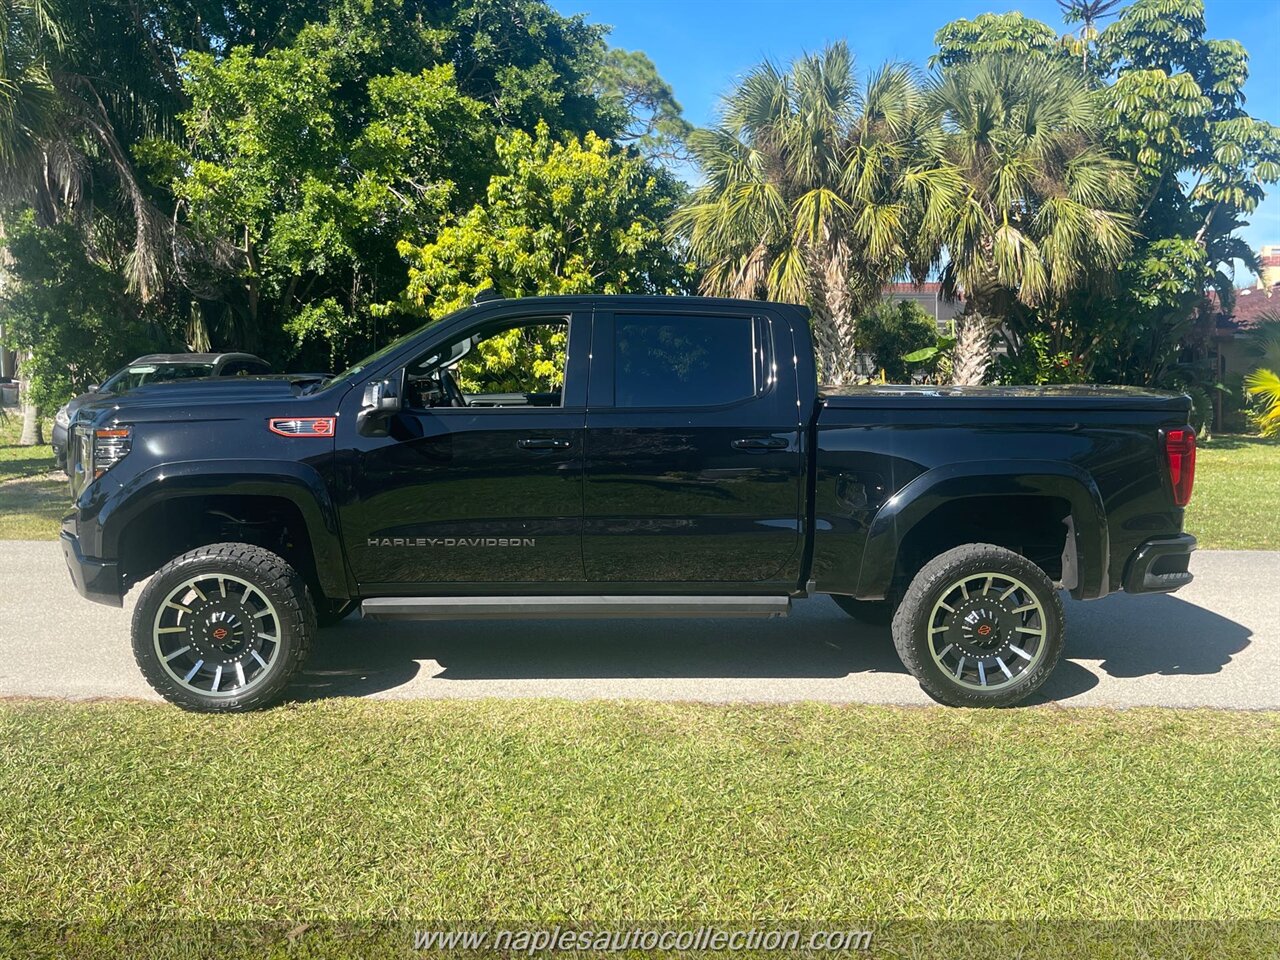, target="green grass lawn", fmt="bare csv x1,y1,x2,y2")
0,412,67,539
0,700,1277,957
1186,434,1280,550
